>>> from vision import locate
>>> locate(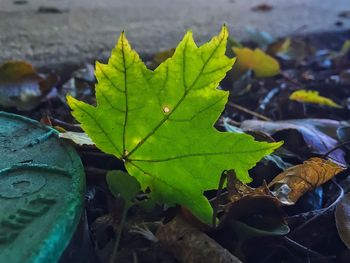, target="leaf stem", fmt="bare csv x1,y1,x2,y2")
322,140,350,159
227,102,271,121
109,203,129,263
283,237,328,259
280,71,302,88
212,170,228,228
